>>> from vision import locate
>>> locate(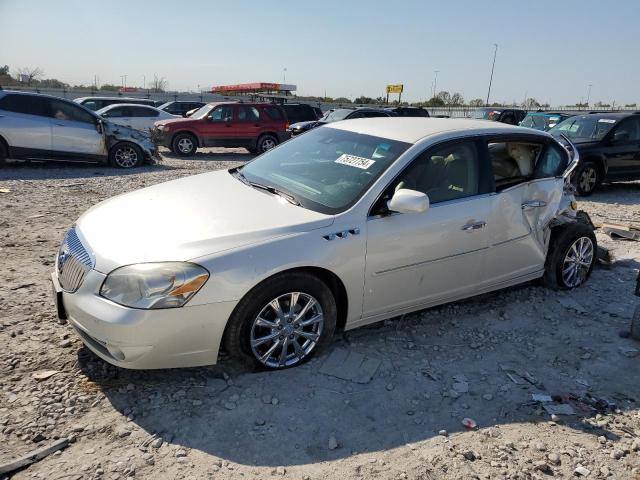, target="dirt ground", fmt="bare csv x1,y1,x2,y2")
1,151,639,480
